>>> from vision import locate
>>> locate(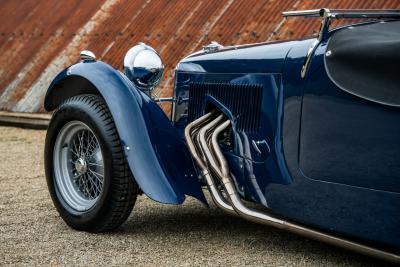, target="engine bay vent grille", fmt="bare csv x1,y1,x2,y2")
187,82,263,132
